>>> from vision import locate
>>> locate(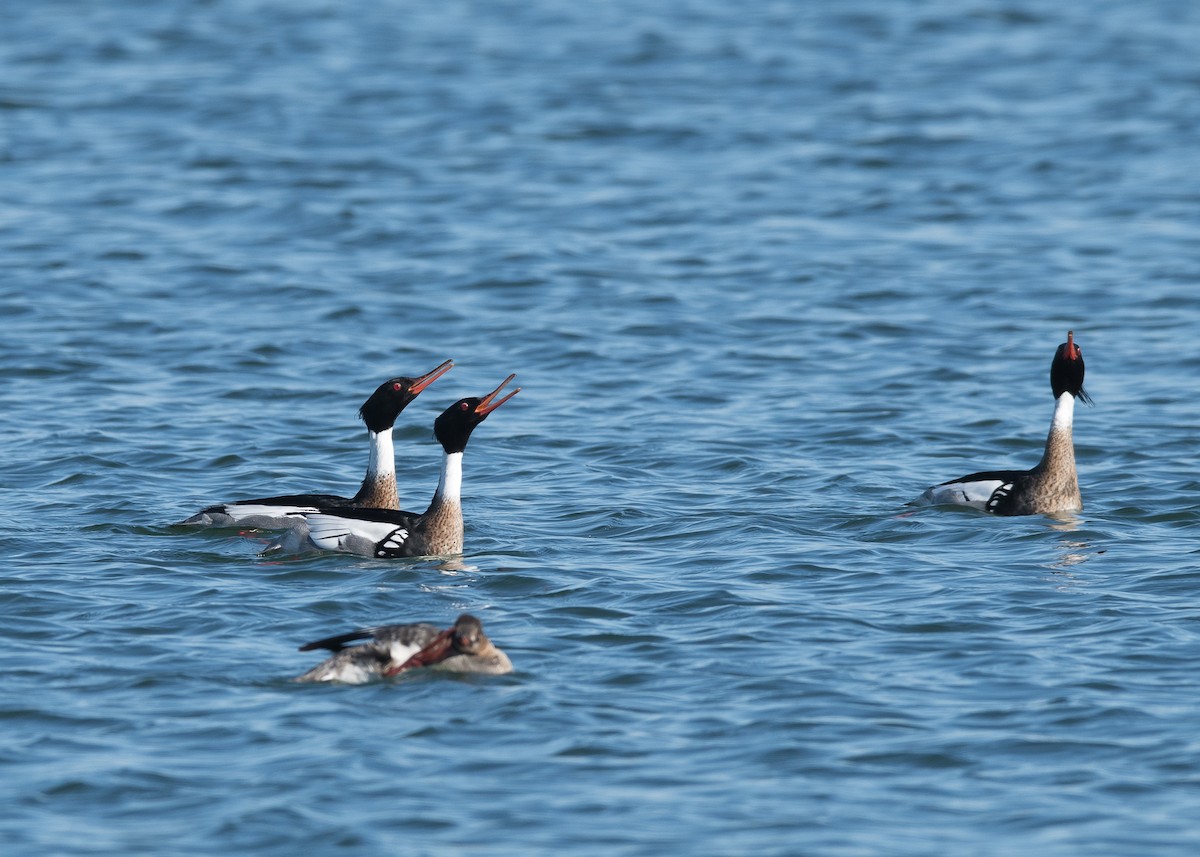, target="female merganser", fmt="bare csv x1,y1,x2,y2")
178,359,453,529
264,374,518,558
914,331,1092,515
293,614,512,683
